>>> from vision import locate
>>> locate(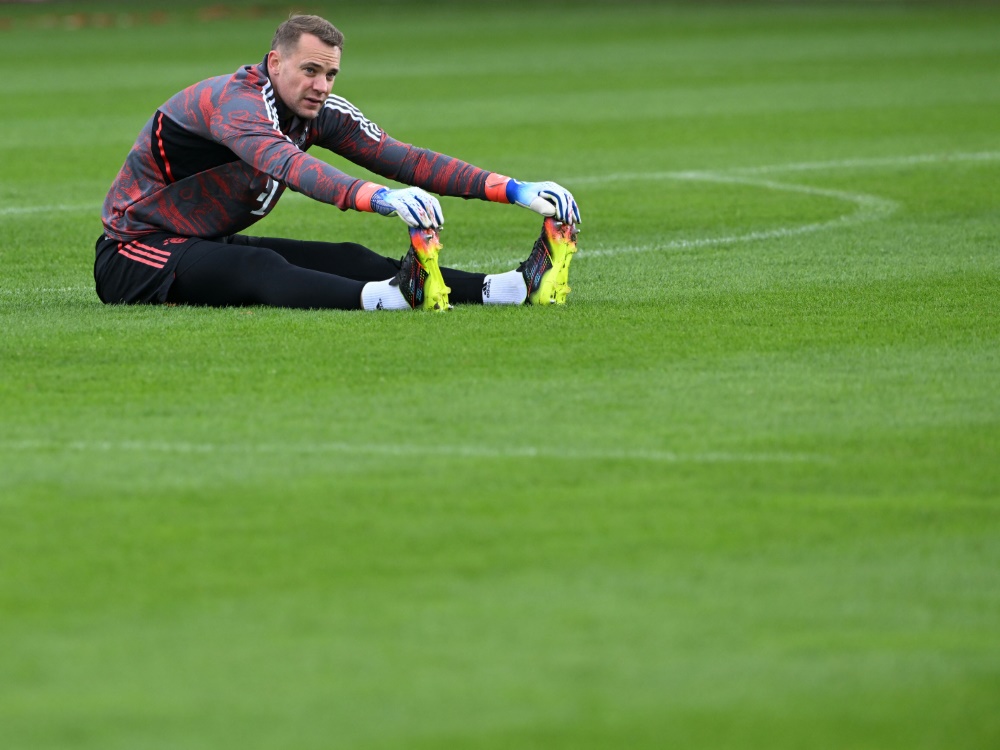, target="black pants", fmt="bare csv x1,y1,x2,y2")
94,233,486,309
